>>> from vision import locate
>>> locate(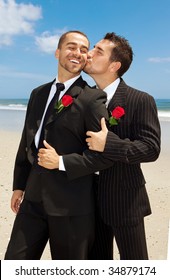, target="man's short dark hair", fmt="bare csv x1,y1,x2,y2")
104,32,133,77
58,31,89,49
